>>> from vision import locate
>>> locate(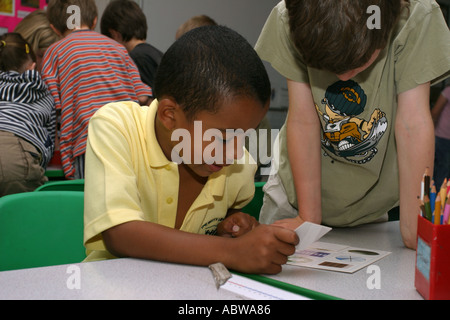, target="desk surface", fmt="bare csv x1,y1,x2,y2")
0,257,244,300
0,221,422,300
268,221,422,300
